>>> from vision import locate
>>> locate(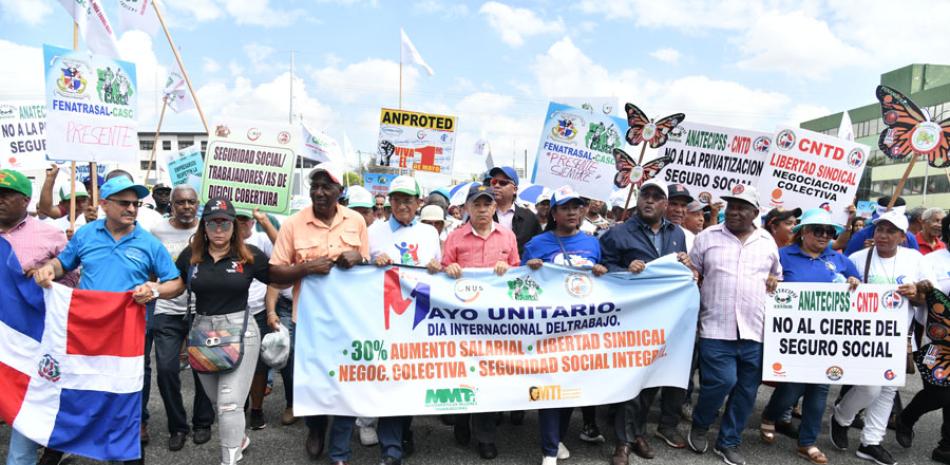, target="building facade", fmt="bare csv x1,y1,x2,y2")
800,64,950,208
